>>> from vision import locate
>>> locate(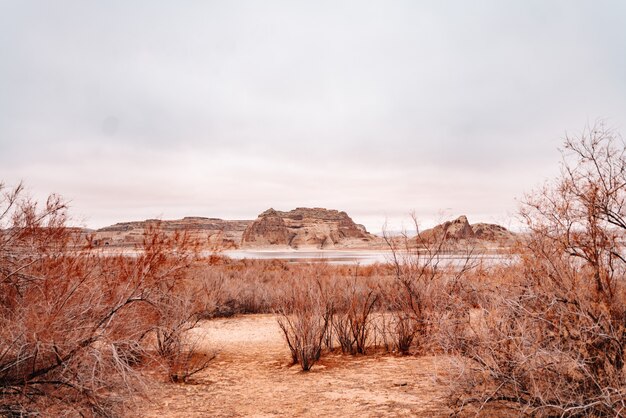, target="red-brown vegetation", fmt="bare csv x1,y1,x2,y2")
0,183,210,416
446,124,626,416
2,124,625,417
